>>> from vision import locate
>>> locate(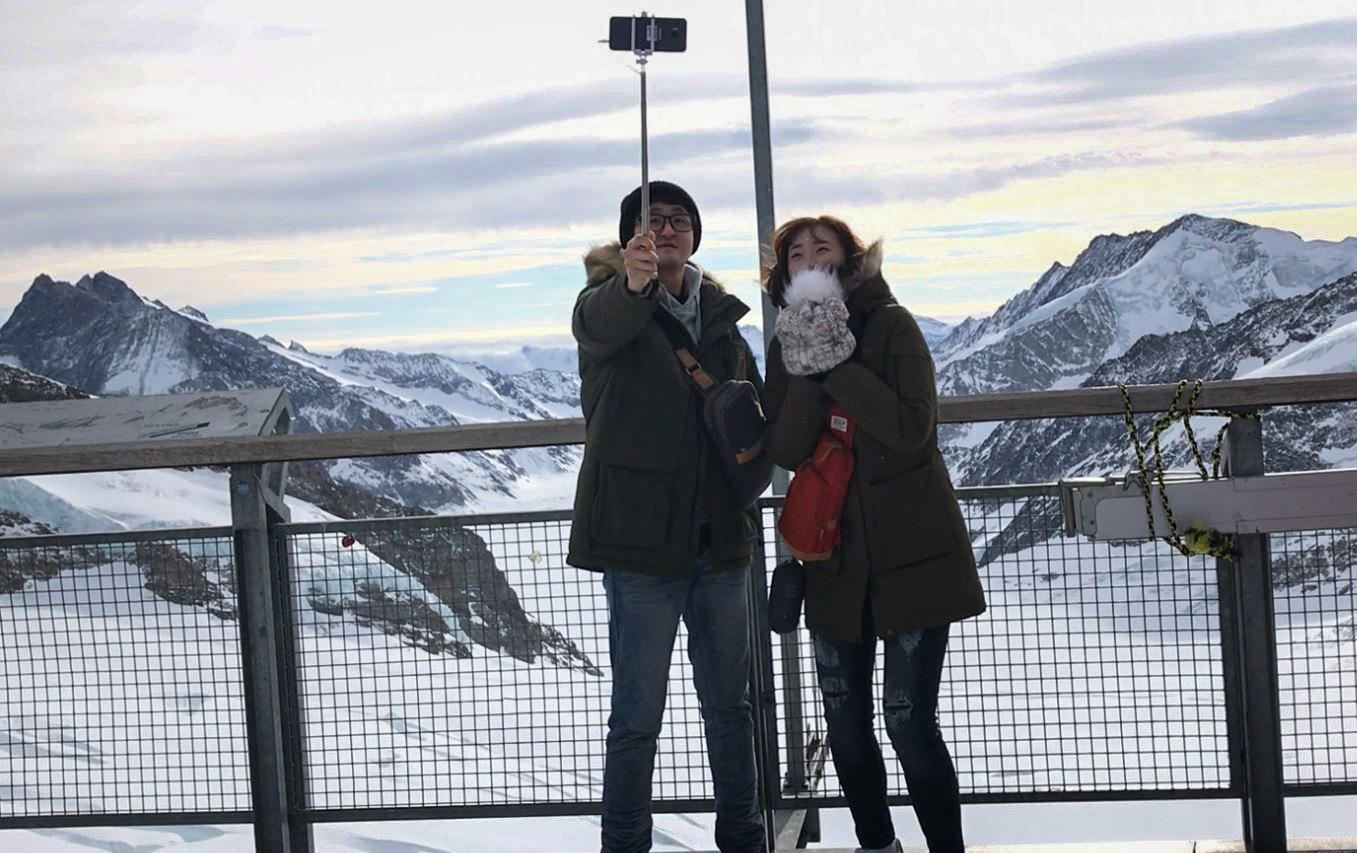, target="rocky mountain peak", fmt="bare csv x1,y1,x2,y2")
0,271,581,514
1163,212,1254,241
74,271,142,307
